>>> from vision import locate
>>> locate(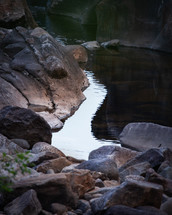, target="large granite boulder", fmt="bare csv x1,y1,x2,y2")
0,0,37,28
119,123,172,151
0,27,88,129
0,106,52,147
